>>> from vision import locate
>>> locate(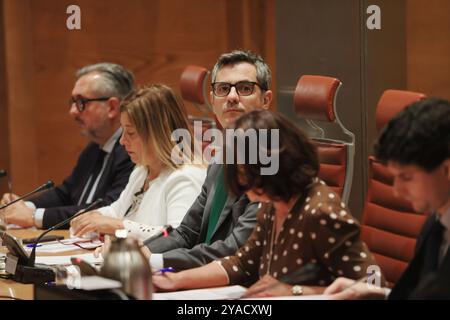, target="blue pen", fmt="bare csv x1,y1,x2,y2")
154,267,174,274
26,244,42,248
